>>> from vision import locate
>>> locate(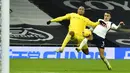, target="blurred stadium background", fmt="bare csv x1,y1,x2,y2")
10,0,130,73
10,0,130,47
